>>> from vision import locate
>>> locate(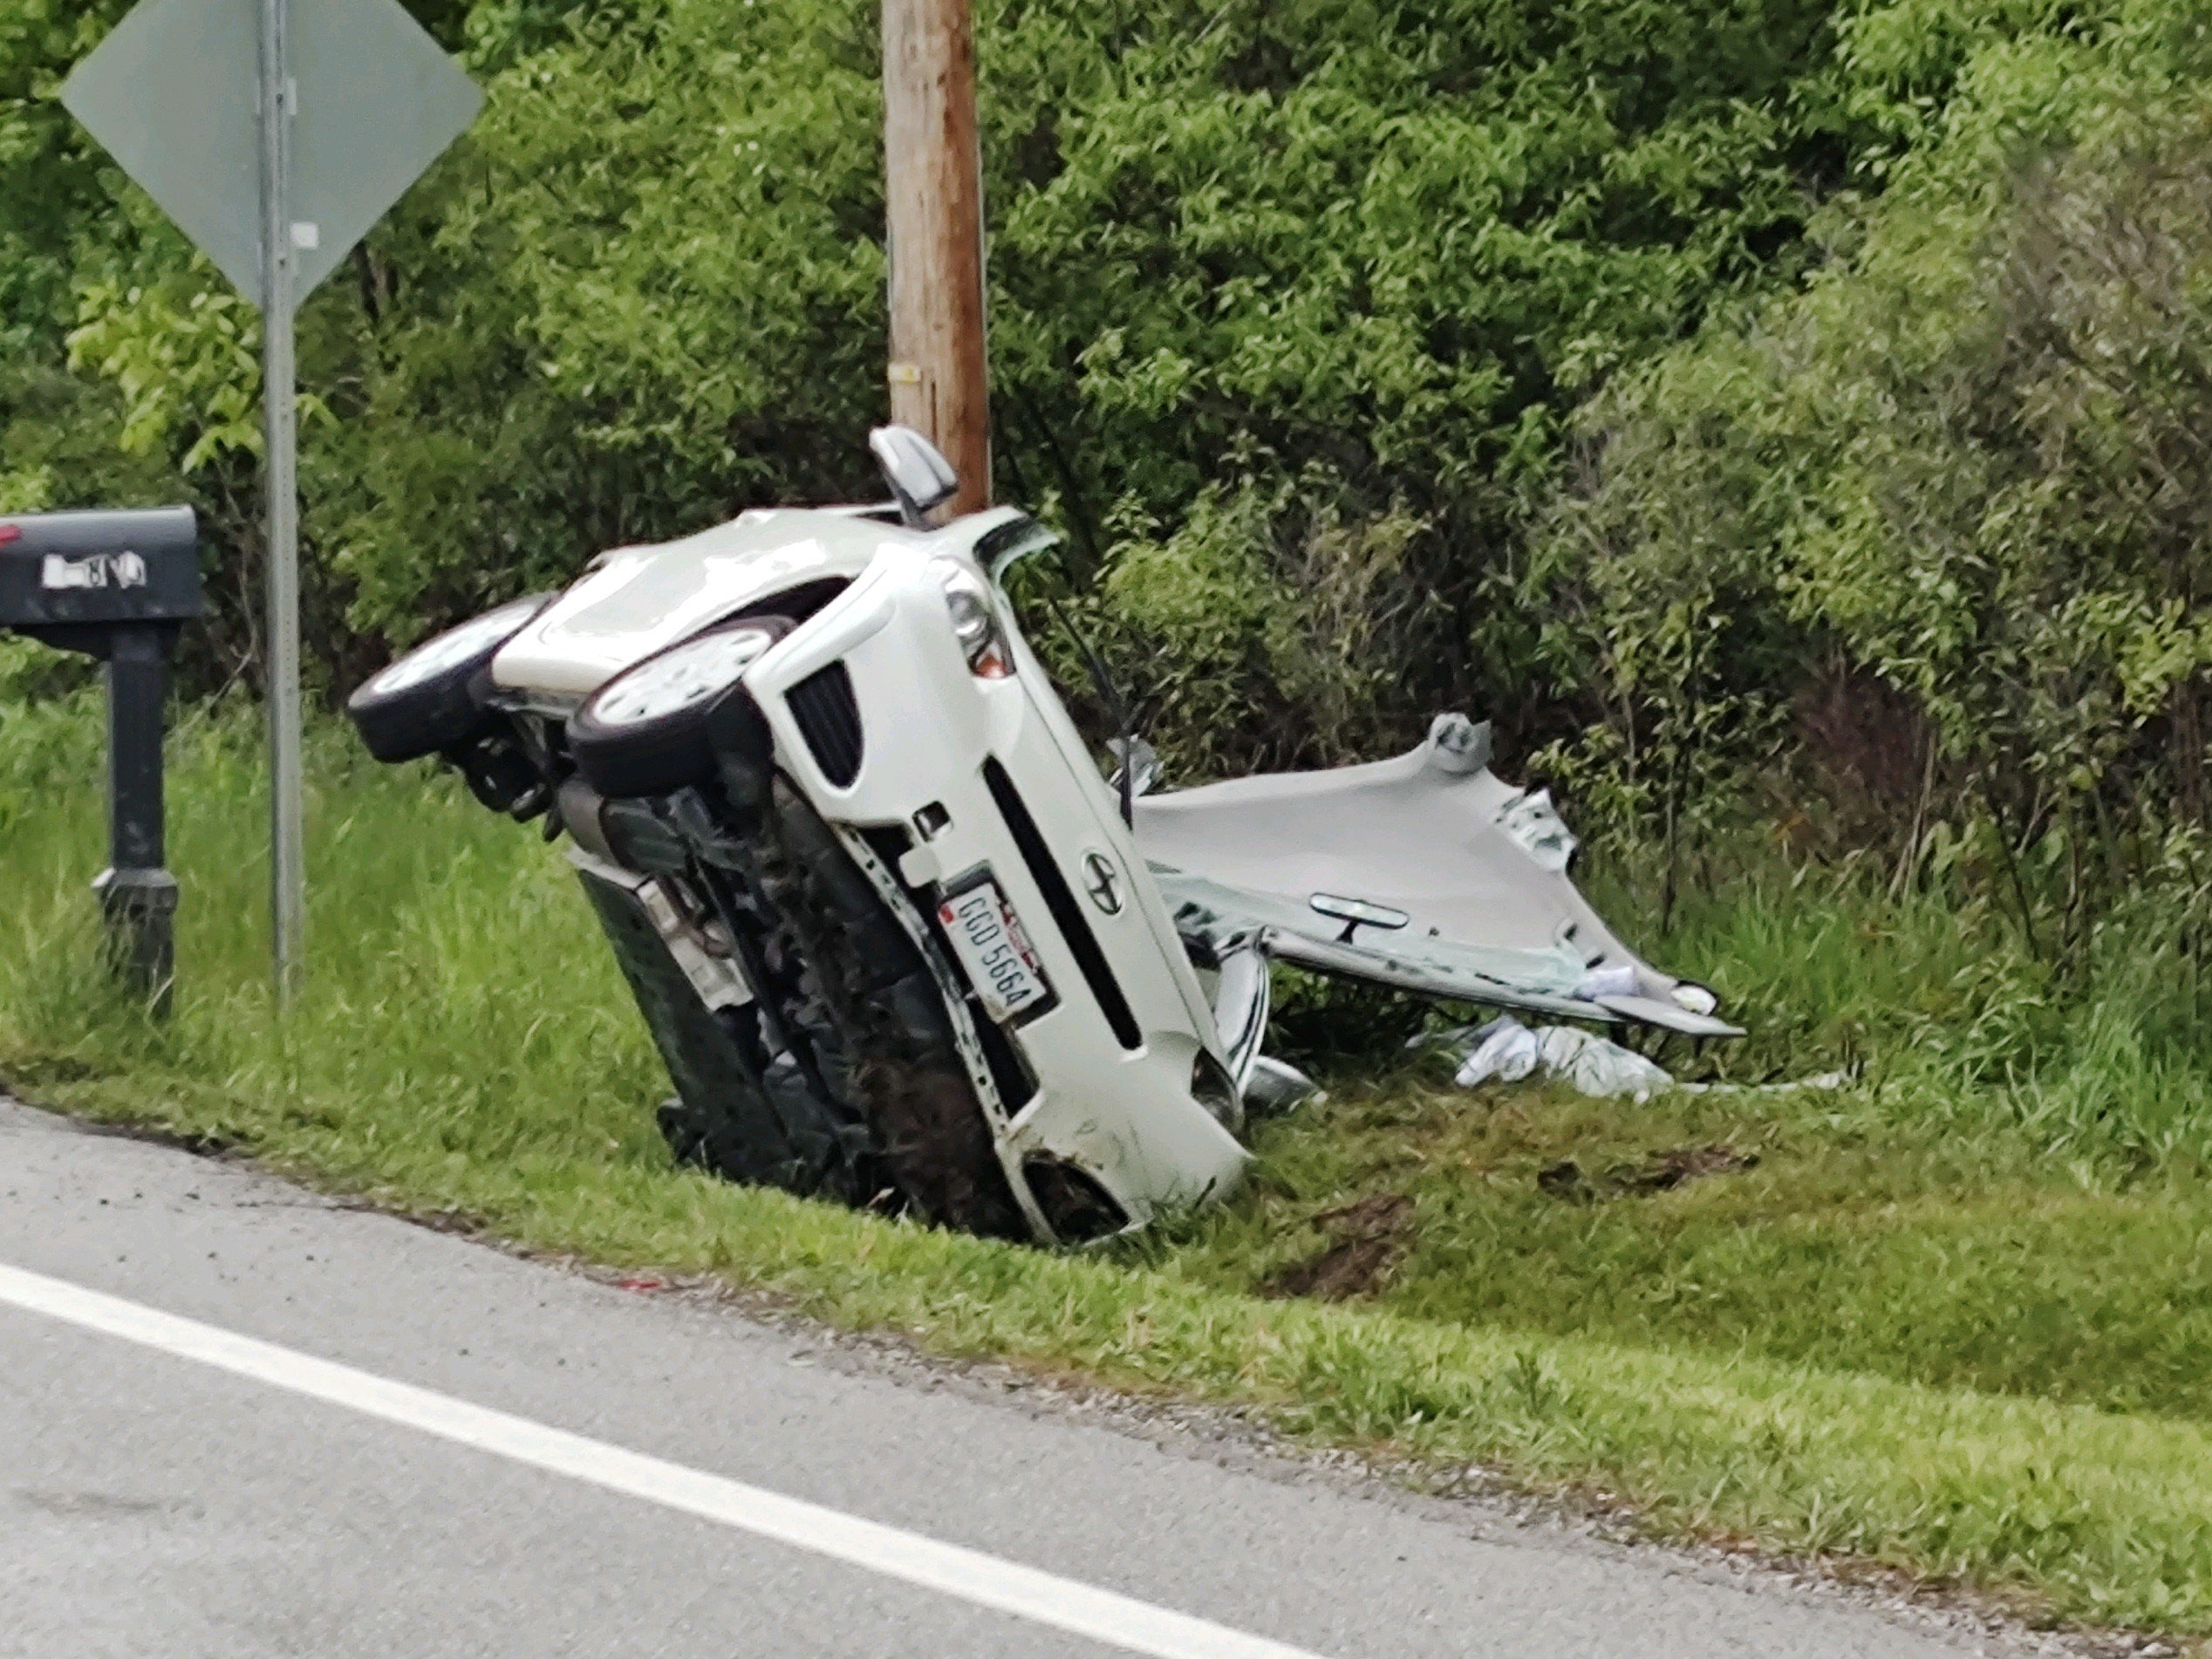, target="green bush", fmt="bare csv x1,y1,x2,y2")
1546,0,2212,951
18,0,1873,704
